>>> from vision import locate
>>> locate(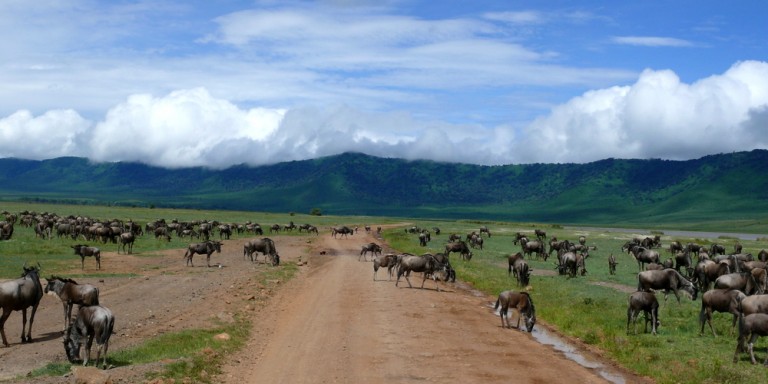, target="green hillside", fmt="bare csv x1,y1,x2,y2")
1,150,767,227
